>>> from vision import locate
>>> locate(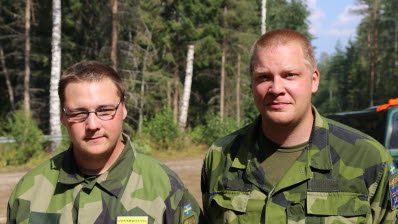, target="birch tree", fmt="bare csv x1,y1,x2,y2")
24,0,31,115
179,45,194,129
261,0,267,34
49,0,62,151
